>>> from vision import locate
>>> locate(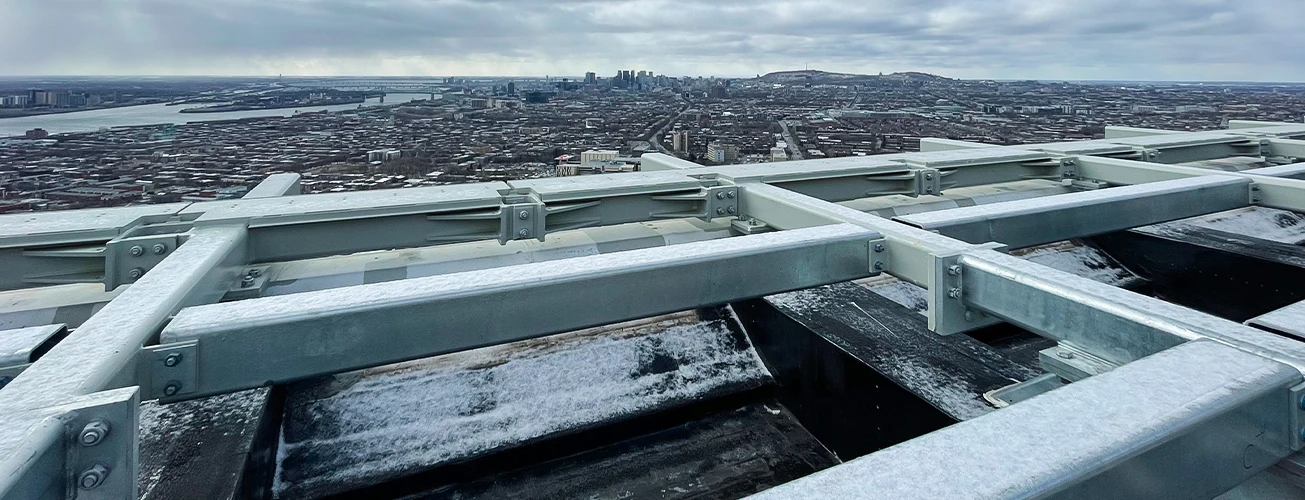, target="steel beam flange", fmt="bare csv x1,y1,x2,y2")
930,244,1004,335
60,387,139,500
